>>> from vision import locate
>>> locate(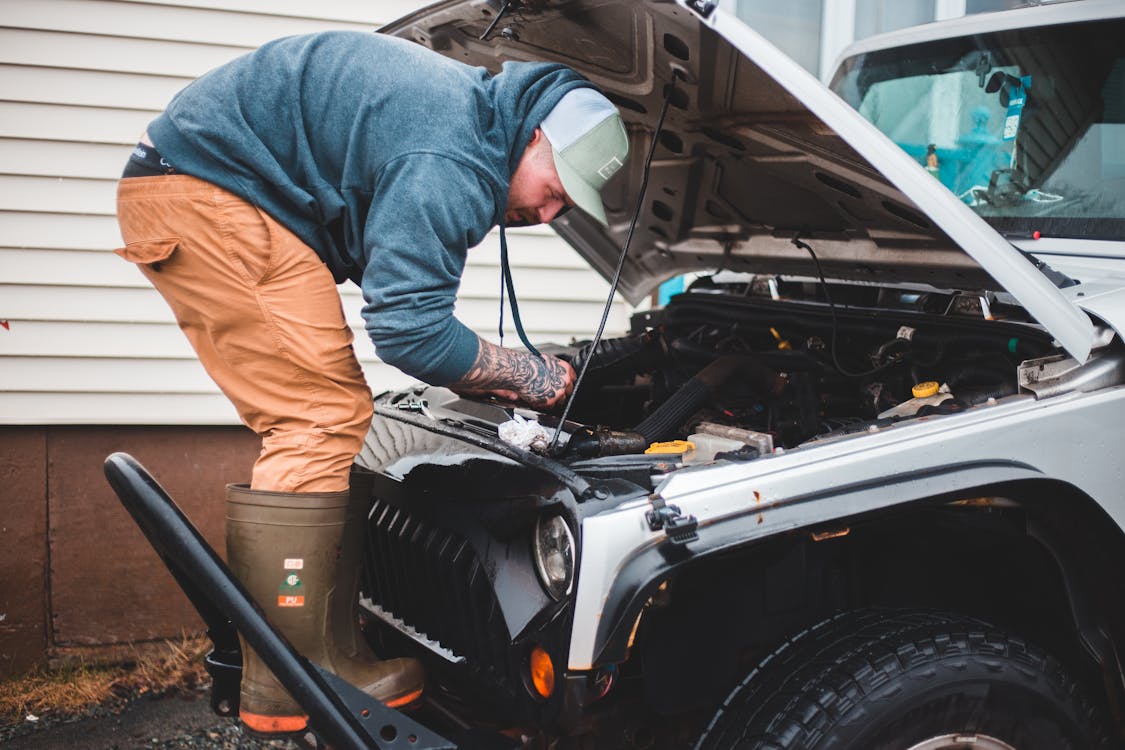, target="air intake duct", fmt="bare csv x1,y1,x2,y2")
633,356,784,444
